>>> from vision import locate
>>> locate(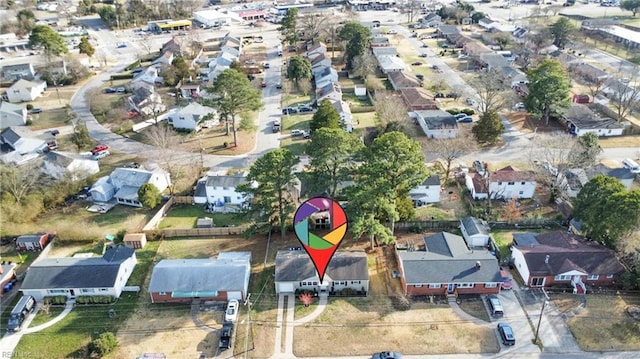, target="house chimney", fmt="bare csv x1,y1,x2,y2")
545,255,550,264
475,261,481,270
